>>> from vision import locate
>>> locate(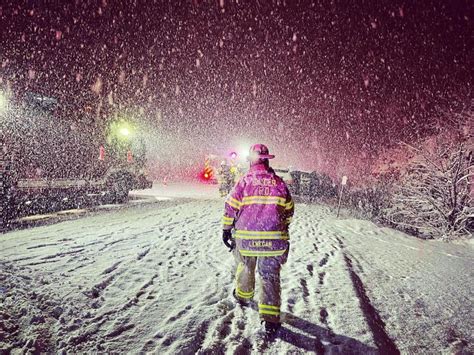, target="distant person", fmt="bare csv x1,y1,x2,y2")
221,144,294,336
217,160,233,197
230,162,244,184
